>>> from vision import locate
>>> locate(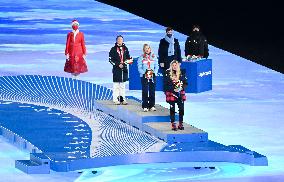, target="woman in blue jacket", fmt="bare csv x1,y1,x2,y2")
137,44,159,112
